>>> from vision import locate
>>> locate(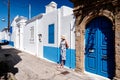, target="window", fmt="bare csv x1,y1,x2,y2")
30,26,34,43
48,24,54,44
